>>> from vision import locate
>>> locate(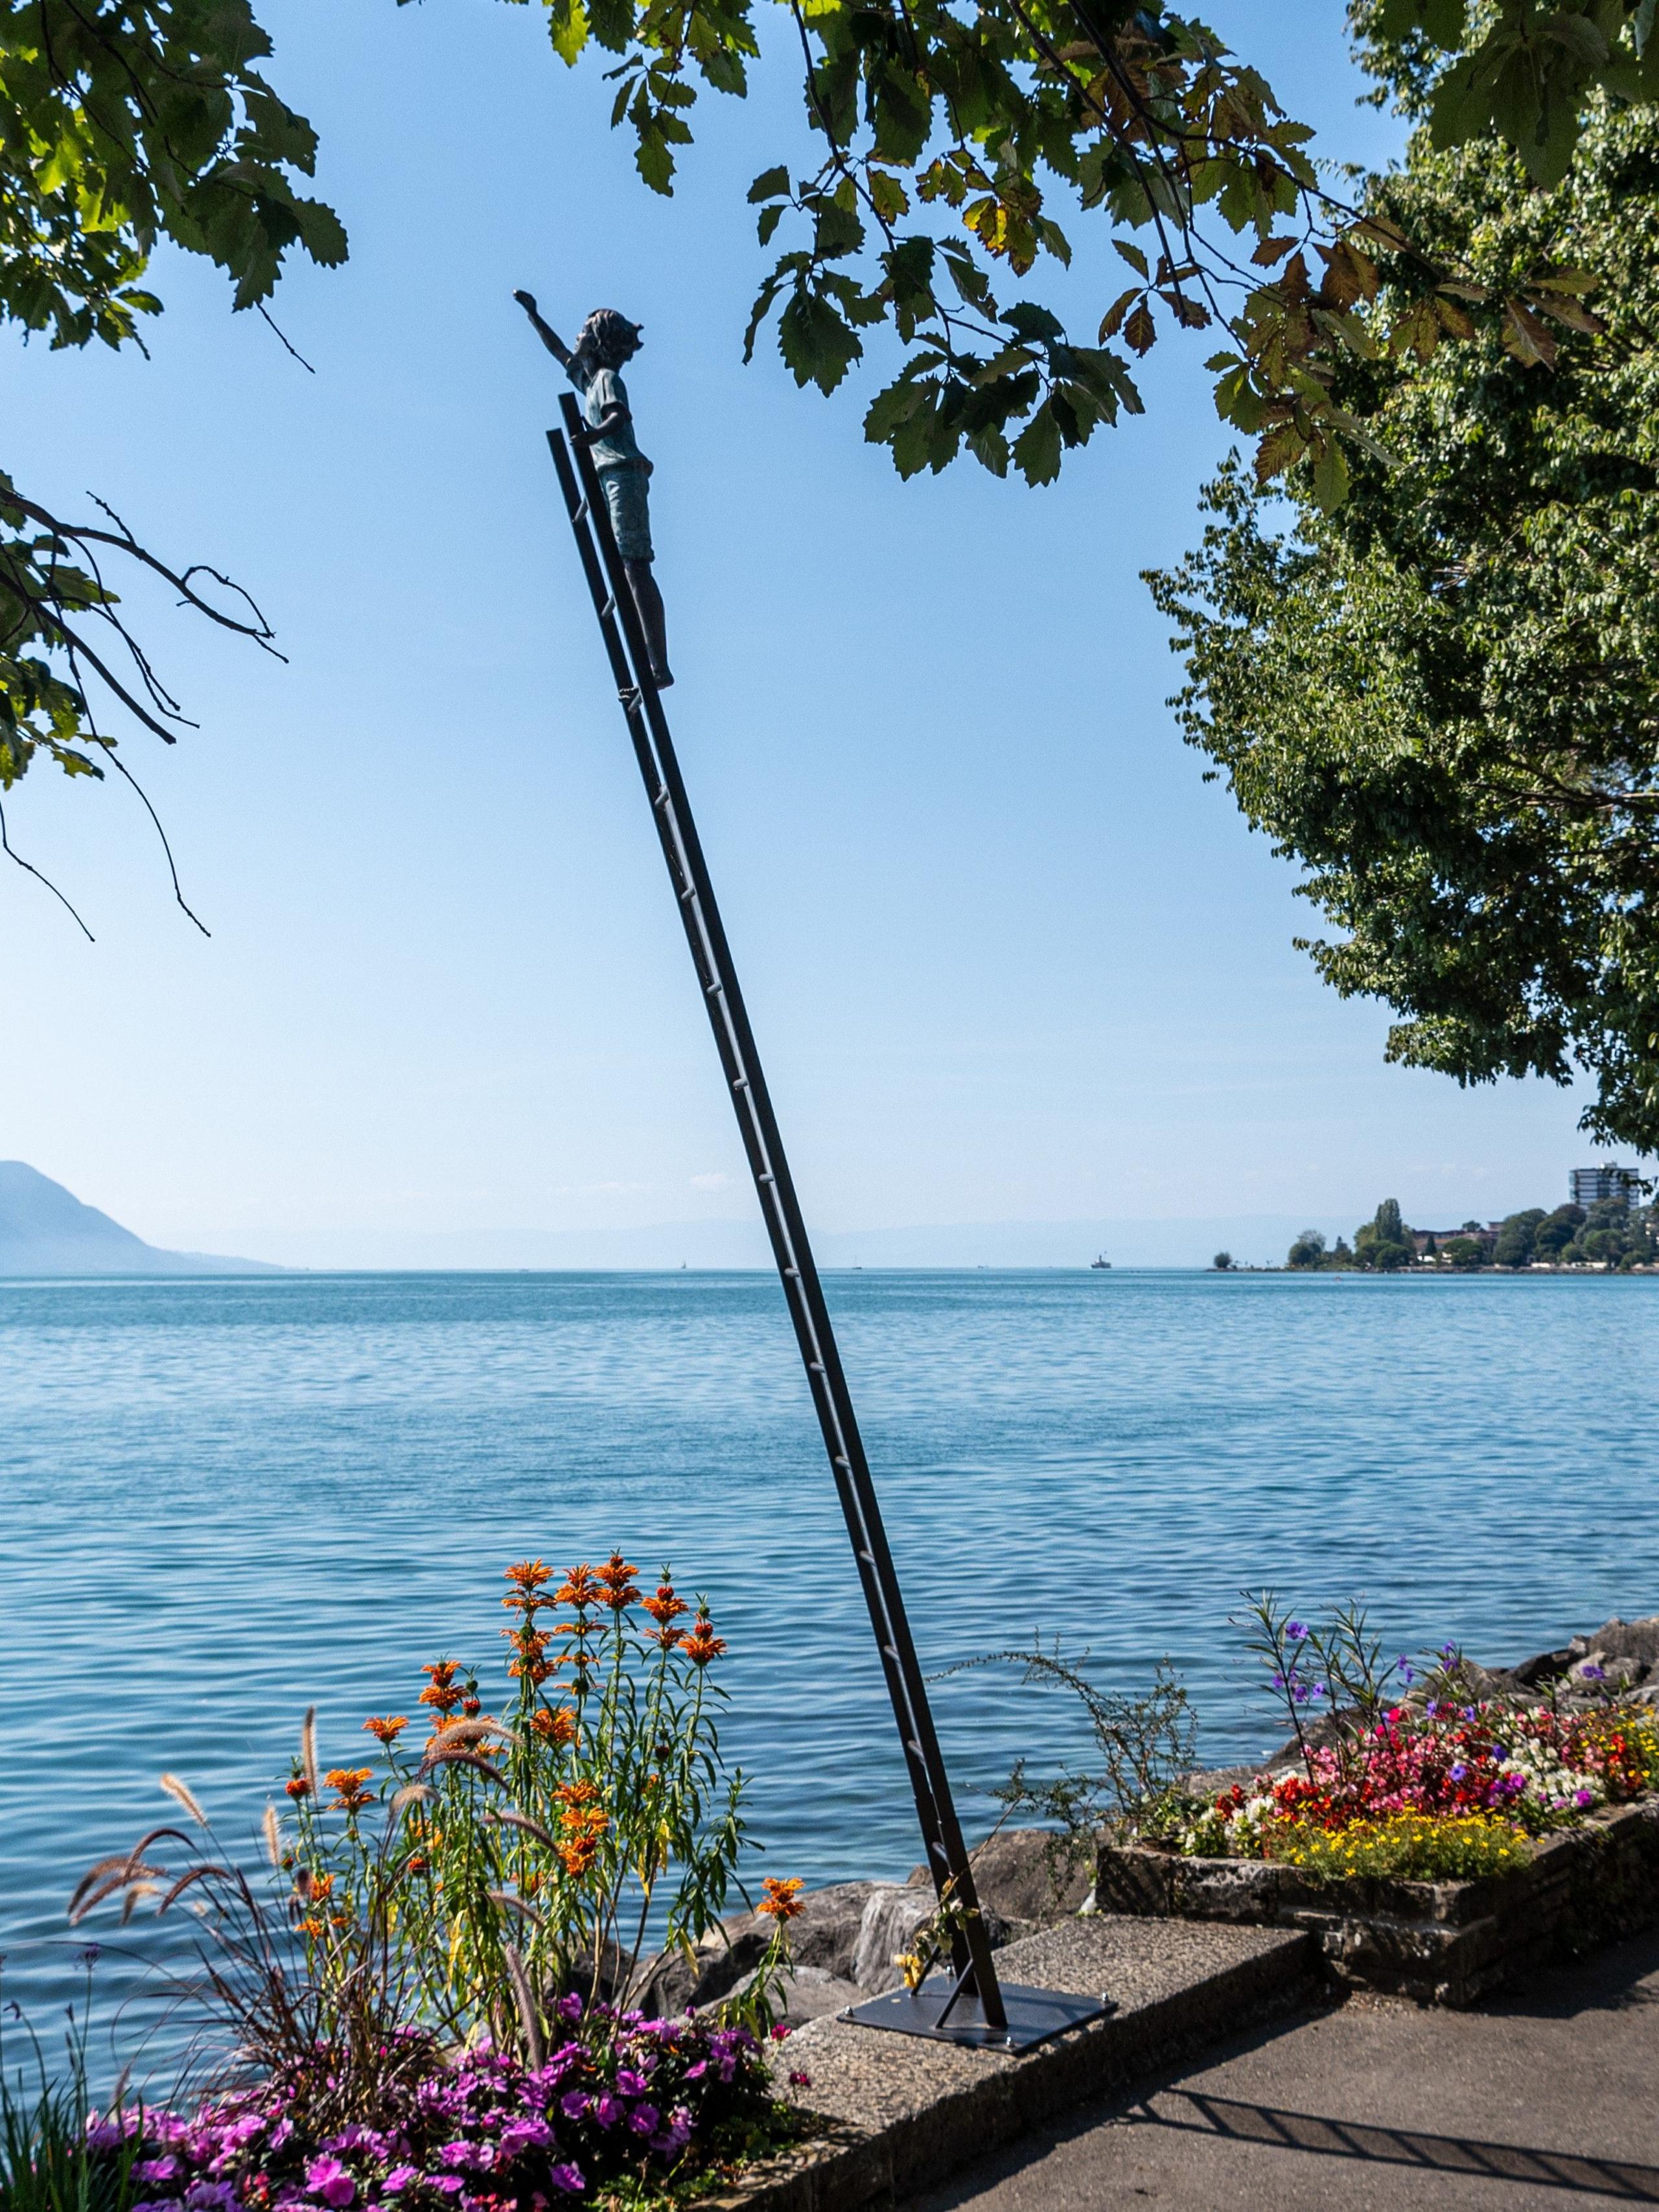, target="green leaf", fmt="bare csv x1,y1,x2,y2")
777,286,862,393
1012,403,1062,485
547,0,590,68
748,165,791,204
1112,237,1150,279
1308,436,1349,511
